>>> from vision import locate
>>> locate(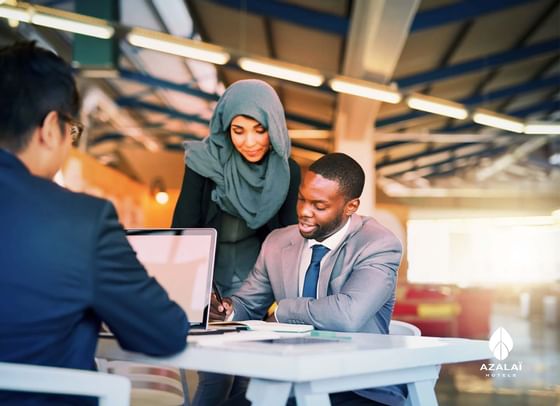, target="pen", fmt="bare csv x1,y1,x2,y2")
212,281,224,305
